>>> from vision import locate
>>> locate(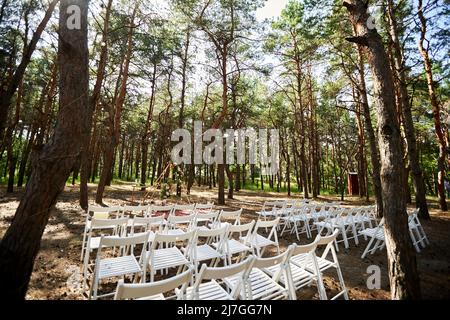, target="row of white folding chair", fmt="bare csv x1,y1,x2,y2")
315,207,366,250
280,204,313,240
88,221,246,298
82,213,205,288
112,229,348,300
